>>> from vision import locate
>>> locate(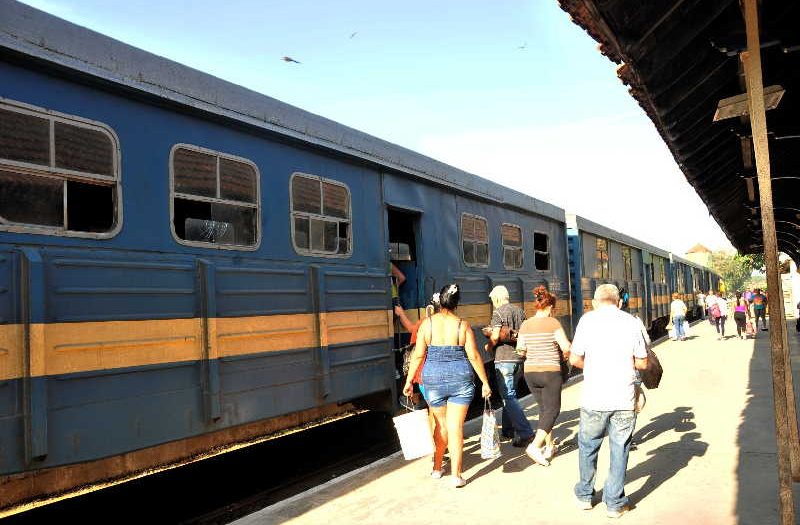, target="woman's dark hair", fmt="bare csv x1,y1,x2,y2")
439,283,460,310
532,285,556,311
